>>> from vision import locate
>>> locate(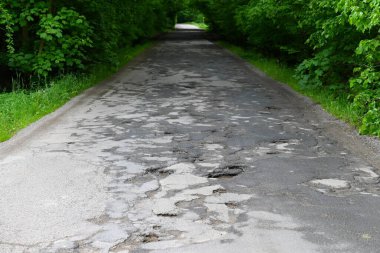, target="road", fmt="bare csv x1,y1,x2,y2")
1,24,380,253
